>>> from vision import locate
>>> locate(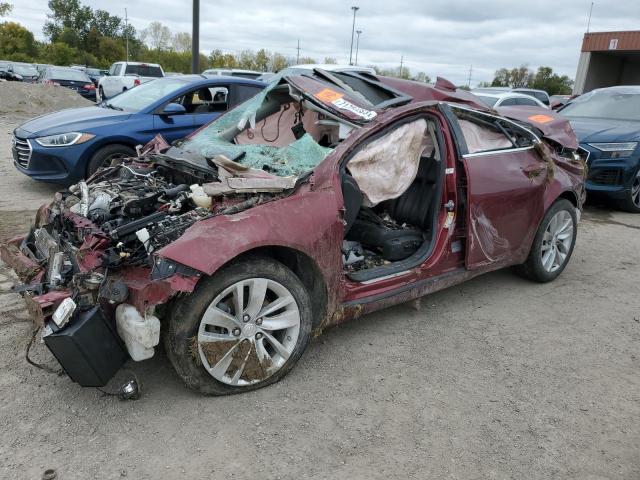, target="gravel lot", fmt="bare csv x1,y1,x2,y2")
0,111,638,480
